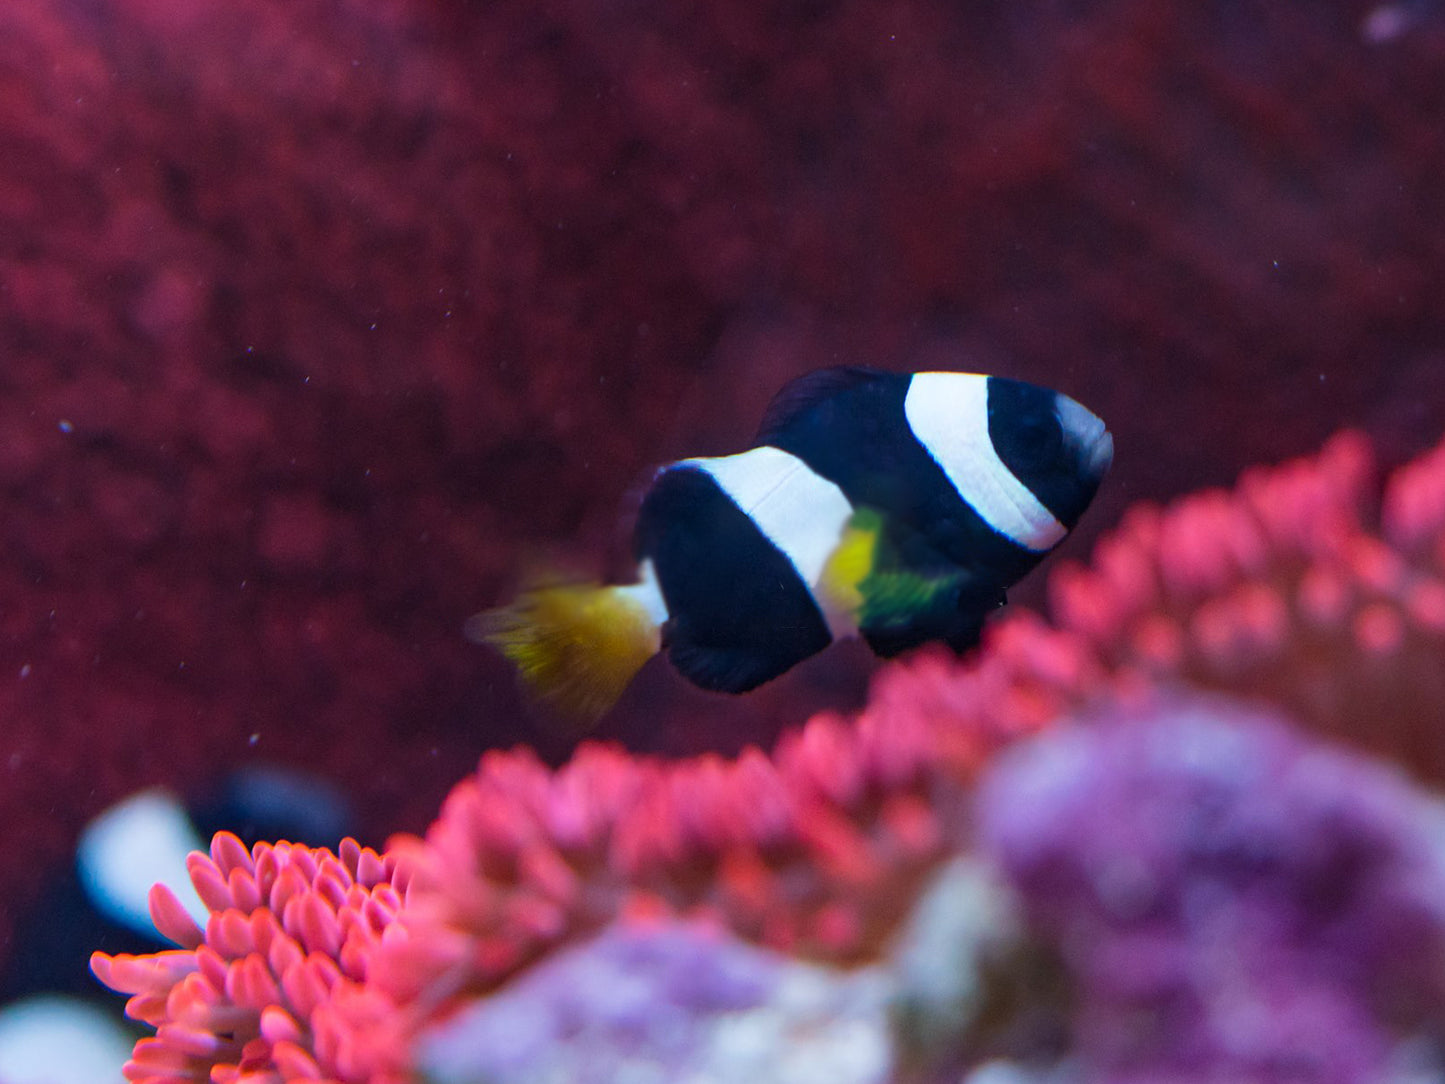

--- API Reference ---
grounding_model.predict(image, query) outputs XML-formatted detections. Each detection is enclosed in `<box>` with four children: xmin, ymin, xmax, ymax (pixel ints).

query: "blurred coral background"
<box><xmin>2</xmin><ymin>0</ymin><xmax>1444</xmax><ymax>1034</ymax></box>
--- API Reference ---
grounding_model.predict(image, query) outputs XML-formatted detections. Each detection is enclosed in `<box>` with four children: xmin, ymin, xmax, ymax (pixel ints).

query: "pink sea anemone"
<box><xmin>91</xmin><ymin>834</ymin><xmax>410</xmax><ymax>1084</ymax></box>
<box><xmin>92</xmin><ymin>425</ymin><xmax>1445</xmax><ymax>1083</ymax></box>
<box><xmin>1049</xmin><ymin>430</ymin><xmax>1445</xmax><ymax>777</ymax></box>
<box><xmin>372</xmin><ymin>425</ymin><xmax>1445</xmax><ymax>1067</ymax></box>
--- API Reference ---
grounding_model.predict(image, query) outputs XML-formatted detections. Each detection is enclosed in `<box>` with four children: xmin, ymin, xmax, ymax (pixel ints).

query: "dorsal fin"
<box><xmin>754</xmin><ymin>366</ymin><xmax>888</xmax><ymax>446</ymax></box>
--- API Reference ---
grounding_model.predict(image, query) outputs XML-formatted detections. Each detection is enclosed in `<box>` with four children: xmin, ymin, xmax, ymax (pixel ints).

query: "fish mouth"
<box><xmin>1084</xmin><ymin>428</ymin><xmax>1114</xmax><ymax>481</ymax></box>
<box><xmin>1055</xmin><ymin>394</ymin><xmax>1114</xmax><ymax>482</ymax></box>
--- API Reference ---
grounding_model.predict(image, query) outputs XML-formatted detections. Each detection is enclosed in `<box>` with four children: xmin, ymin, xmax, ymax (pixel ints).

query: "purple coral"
<box><xmin>414</xmin><ymin>916</ymin><xmax>891</xmax><ymax>1084</ymax></box>
<box><xmin>975</xmin><ymin>696</ymin><xmax>1445</xmax><ymax>1083</ymax></box>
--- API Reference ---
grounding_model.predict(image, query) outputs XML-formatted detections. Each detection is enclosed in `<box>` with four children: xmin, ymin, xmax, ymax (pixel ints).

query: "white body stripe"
<box><xmin>904</xmin><ymin>372</ymin><xmax>1068</xmax><ymax>552</ymax></box>
<box><xmin>679</xmin><ymin>446</ymin><xmax>857</xmax><ymax>637</ymax></box>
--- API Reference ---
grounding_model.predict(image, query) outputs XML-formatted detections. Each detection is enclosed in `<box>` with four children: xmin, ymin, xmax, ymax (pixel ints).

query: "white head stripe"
<box><xmin>904</xmin><ymin>372</ymin><xmax>1068</xmax><ymax>552</ymax></box>
<box><xmin>681</xmin><ymin>446</ymin><xmax>856</xmax><ymax>636</ymax></box>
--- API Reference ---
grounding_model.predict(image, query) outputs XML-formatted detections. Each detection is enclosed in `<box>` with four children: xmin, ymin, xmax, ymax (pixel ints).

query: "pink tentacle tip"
<box><xmin>150</xmin><ymin>883</ymin><xmax>206</xmax><ymax>949</ymax></box>
<box><xmin>88</xmin><ymin>950</ymin><xmax>114</xmax><ymax>984</ymax></box>
<box><xmin>187</xmin><ymin>854</ymin><xmax>233</xmax><ymax>914</ymax></box>
<box><xmin>259</xmin><ymin>1005</ymin><xmax>304</xmax><ymax>1046</ymax></box>
<box><xmin>1353</xmin><ymin>602</ymin><xmax>1406</xmax><ymax>656</ymax></box>
<box><xmin>270</xmin><ymin>1040</ymin><xmax>323</xmax><ymax>1081</ymax></box>
<box><xmin>211</xmin><ymin>831</ymin><xmax>256</xmax><ymax>878</ymax></box>
<box><xmin>810</xmin><ymin>900</ymin><xmax>865</xmax><ymax>954</ymax></box>
<box><xmin>1404</xmin><ymin>579</ymin><xmax>1445</xmax><ymax>632</ymax></box>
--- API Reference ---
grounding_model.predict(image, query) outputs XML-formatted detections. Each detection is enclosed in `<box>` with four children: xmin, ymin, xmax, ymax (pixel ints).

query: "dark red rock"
<box><xmin>2</xmin><ymin>0</ymin><xmax>1445</xmax><ymax>985</ymax></box>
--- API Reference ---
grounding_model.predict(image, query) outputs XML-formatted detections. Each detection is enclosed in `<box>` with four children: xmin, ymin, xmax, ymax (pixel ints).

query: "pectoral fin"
<box><xmin>817</xmin><ymin>506</ymin><xmax>885</xmax><ymax>621</ymax></box>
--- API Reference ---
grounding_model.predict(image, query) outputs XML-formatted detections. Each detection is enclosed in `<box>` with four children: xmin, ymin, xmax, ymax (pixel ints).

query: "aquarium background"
<box><xmin>2</xmin><ymin>0</ymin><xmax>1444</xmax><ymax>1079</ymax></box>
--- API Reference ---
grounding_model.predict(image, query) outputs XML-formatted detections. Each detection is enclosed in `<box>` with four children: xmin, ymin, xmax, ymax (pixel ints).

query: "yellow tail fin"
<box><xmin>466</xmin><ymin>582</ymin><xmax>663</xmax><ymax>723</ymax></box>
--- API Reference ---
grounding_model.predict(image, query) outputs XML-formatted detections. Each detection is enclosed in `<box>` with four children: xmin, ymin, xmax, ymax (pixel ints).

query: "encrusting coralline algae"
<box><xmin>92</xmin><ymin>427</ymin><xmax>1445</xmax><ymax>1083</ymax></box>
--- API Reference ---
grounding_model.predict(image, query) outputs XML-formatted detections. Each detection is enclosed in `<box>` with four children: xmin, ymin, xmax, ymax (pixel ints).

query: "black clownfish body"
<box><xmin>473</xmin><ymin>367</ymin><xmax>1113</xmax><ymax>720</ymax></box>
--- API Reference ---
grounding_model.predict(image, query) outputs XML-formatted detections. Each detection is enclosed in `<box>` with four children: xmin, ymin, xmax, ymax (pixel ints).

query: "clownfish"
<box><xmin>471</xmin><ymin>367</ymin><xmax>1113</xmax><ymax>721</ymax></box>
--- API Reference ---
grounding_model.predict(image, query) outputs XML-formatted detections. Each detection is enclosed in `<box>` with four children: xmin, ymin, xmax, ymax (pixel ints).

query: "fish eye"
<box><xmin>985</xmin><ymin>377</ymin><xmax>1073</xmax><ymax>479</ymax></box>
<box><xmin>1019</xmin><ymin>410</ymin><xmax>1063</xmax><ymax>463</ymax></box>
